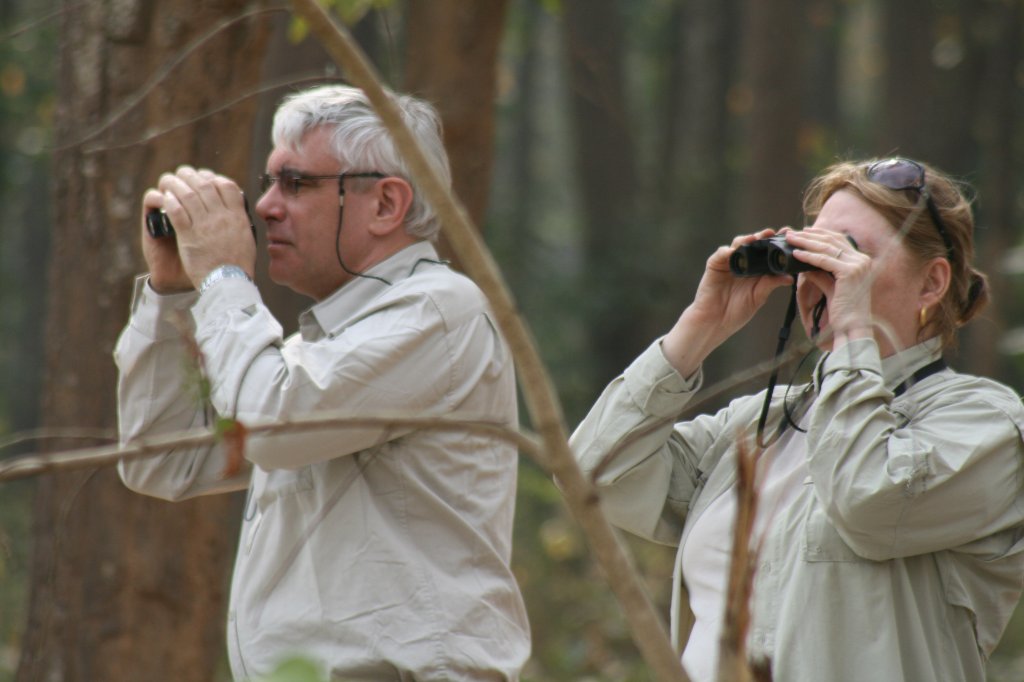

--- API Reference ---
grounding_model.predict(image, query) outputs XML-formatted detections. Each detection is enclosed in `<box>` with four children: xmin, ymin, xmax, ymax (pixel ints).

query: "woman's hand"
<box><xmin>786</xmin><ymin>227</ymin><xmax>874</xmax><ymax>346</ymax></box>
<box><xmin>661</xmin><ymin>228</ymin><xmax>792</xmax><ymax>377</ymax></box>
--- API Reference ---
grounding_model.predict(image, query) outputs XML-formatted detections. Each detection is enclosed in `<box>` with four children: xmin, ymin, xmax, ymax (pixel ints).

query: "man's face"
<box><xmin>255</xmin><ymin>127</ymin><xmax>377</xmax><ymax>300</ymax></box>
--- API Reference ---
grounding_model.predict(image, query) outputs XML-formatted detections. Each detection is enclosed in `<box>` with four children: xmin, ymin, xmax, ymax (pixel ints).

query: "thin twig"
<box><xmin>0</xmin><ymin>427</ymin><xmax>116</xmax><ymax>452</ymax></box>
<box><xmin>286</xmin><ymin>2</ymin><xmax>688</xmax><ymax>679</ymax></box>
<box><xmin>716</xmin><ymin>438</ymin><xmax>764</xmax><ymax>682</ymax></box>
<box><xmin>0</xmin><ymin>3</ymin><xmax>82</xmax><ymax>41</ymax></box>
<box><xmin>81</xmin><ymin>71</ymin><xmax>341</xmax><ymax>155</ymax></box>
<box><xmin>0</xmin><ymin>414</ymin><xmax>543</xmax><ymax>483</ymax></box>
<box><xmin>53</xmin><ymin>5</ymin><xmax>289</xmax><ymax>153</ymax></box>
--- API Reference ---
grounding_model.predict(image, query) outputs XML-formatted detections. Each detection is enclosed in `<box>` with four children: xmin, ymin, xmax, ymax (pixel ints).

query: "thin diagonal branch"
<box><xmin>285</xmin><ymin>2</ymin><xmax>688</xmax><ymax>679</ymax></box>
<box><xmin>80</xmin><ymin>71</ymin><xmax>340</xmax><ymax>155</ymax></box>
<box><xmin>53</xmin><ymin>4</ymin><xmax>288</xmax><ymax>153</ymax></box>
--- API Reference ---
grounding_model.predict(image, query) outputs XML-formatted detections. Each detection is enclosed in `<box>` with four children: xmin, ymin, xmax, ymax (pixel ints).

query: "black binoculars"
<box><xmin>729</xmin><ymin>236</ymin><xmax>815</xmax><ymax>277</ymax></box>
<box><xmin>146</xmin><ymin>195</ymin><xmax>256</xmax><ymax>242</ymax></box>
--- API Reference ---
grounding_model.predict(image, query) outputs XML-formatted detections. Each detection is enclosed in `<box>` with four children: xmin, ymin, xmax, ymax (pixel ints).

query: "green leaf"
<box><xmin>214</xmin><ymin>416</ymin><xmax>237</xmax><ymax>438</ymax></box>
<box><xmin>255</xmin><ymin>656</ymin><xmax>327</xmax><ymax>682</ymax></box>
<box><xmin>287</xmin><ymin>17</ymin><xmax>310</xmax><ymax>44</ymax></box>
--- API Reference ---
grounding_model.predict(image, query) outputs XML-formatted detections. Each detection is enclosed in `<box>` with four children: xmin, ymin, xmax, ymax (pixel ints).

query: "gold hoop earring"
<box><xmin>919</xmin><ymin>306</ymin><xmax>929</xmax><ymax>328</ymax></box>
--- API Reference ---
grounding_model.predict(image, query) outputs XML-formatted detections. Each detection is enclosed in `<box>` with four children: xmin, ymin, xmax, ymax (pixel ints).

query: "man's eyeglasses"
<box><xmin>258</xmin><ymin>171</ymin><xmax>386</xmax><ymax>197</ymax></box>
<box><xmin>865</xmin><ymin>158</ymin><xmax>954</xmax><ymax>261</ymax></box>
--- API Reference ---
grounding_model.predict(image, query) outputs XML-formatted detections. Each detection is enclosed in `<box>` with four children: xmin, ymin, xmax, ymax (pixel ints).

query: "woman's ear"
<box><xmin>367</xmin><ymin>177</ymin><xmax>414</xmax><ymax>237</ymax></box>
<box><xmin>920</xmin><ymin>256</ymin><xmax>951</xmax><ymax>308</ymax></box>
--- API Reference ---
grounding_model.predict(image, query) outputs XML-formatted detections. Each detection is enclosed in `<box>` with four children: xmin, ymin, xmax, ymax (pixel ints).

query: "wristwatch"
<box><xmin>199</xmin><ymin>265</ymin><xmax>252</xmax><ymax>296</ymax></box>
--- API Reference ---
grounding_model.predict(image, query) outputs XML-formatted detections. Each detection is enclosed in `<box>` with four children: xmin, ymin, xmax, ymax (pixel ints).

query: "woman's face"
<box><xmin>796</xmin><ymin>189</ymin><xmax>929</xmax><ymax>357</ymax></box>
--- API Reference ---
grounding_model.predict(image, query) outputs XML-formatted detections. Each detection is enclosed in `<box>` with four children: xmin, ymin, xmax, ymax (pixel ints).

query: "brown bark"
<box><xmin>736</xmin><ymin>0</ymin><xmax>806</xmax><ymax>232</ymax></box>
<box><xmin>959</xmin><ymin>2</ymin><xmax>1021</xmax><ymax>378</ymax></box>
<box><xmin>877</xmin><ymin>0</ymin><xmax>985</xmax><ymax>171</ymax></box>
<box><xmin>16</xmin><ymin>1</ymin><xmax>271</xmax><ymax>680</ymax></box>
<box><xmin>563</xmin><ymin>0</ymin><xmax>653</xmax><ymax>380</ymax></box>
<box><xmin>666</xmin><ymin>0</ymin><xmax>740</xmax><ymax>300</ymax></box>
<box><xmin>730</xmin><ymin>0</ymin><xmax>807</xmax><ymax>368</ymax></box>
<box><xmin>403</xmin><ymin>0</ymin><xmax>509</xmax><ymax>264</ymax></box>
<box><xmin>877</xmin><ymin>0</ymin><xmax>935</xmax><ymax>158</ymax></box>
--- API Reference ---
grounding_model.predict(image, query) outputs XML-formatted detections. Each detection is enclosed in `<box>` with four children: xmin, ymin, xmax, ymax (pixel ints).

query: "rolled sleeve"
<box><xmin>623</xmin><ymin>339</ymin><xmax>703</xmax><ymax>417</ymax></box>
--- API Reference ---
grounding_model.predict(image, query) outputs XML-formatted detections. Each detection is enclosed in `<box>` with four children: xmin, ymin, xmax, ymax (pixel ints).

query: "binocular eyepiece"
<box><xmin>144</xmin><ymin>210</ymin><xmax>176</xmax><ymax>239</ymax></box>
<box><xmin>729</xmin><ymin>236</ymin><xmax>817</xmax><ymax>277</ymax></box>
<box><xmin>146</xmin><ymin>195</ymin><xmax>257</xmax><ymax>242</ymax></box>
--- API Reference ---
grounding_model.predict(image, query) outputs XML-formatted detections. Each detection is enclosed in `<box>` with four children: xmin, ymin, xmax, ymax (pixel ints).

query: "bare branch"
<box><xmin>1</xmin><ymin>3</ymin><xmax>82</xmax><ymax>41</ymax></box>
<box><xmin>0</xmin><ymin>413</ymin><xmax>543</xmax><ymax>484</ymax></box>
<box><xmin>0</xmin><ymin>427</ymin><xmax>116</xmax><ymax>452</ymax></box>
<box><xmin>716</xmin><ymin>438</ymin><xmax>766</xmax><ymax>682</ymax></box>
<box><xmin>285</xmin><ymin>2</ymin><xmax>688</xmax><ymax>679</ymax></box>
<box><xmin>53</xmin><ymin>4</ymin><xmax>289</xmax><ymax>153</ymax></box>
<box><xmin>81</xmin><ymin>71</ymin><xmax>342</xmax><ymax>155</ymax></box>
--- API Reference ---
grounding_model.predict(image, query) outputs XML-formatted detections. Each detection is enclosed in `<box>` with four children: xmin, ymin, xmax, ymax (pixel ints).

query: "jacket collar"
<box><xmin>298</xmin><ymin>241</ymin><xmax>442</xmax><ymax>341</ymax></box>
<box><xmin>812</xmin><ymin>336</ymin><xmax>944</xmax><ymax>395</ymax></box>
<box><xmin>880</xmin><ymin>336</ymin><xmax>944</xmax><ymax>391</ymax></box>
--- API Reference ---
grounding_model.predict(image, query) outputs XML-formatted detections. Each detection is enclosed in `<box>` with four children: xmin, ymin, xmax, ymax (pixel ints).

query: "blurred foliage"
<box><xmin>287</xmin><ymin>0</ymin><xmax>396</xmax><ymax>43</ymax></box>
<box><xmin>514</xmin><ymin>461</ymin><xmax>676</xmax><ymax>680</ymax></box>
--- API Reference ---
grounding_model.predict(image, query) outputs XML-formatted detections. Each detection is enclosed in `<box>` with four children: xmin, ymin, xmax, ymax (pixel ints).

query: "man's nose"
<box><xmin>255</xmin><ymin>187</ymin><xmax>281</xmax><ymax>222</ymax></box>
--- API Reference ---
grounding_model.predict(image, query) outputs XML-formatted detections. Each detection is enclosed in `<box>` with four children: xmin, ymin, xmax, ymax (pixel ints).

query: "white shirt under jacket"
<box><xmin>116</xmin><ymin>241</ymin><xmax>530</xmax><ymax>681</ymax></box>
<box><xmin>571</xmin><ymin>336</ymin><xmax>1024</xmax><ymax>682</ymax></box>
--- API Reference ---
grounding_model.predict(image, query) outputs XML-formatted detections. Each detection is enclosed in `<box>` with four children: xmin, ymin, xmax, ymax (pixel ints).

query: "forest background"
<box><xmin>1</xmin><ymin>0</ymin><xmax>1024</xmax><ymax>680</ymax></box>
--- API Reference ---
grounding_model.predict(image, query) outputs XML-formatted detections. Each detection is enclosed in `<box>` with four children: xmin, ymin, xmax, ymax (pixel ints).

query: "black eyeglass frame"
<box><xmin>258</xmin><ymin>171</ymin><xmax>387</xmax><ymax>197</ymax></box>
<box><xmin>865</xmin><ymin>158</ymin><xmax>954</xmax><ymax>261</ymax></box>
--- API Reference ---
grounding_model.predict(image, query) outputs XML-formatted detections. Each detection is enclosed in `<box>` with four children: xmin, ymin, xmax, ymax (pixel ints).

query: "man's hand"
<box><xmin>141</xmin><ymin>188</ymin><xmax>193</xmax><ymax>294</ymax></box>
<box><xmin>156</xmin><ymin>166</ymin><xmax>257</xmax><ymax>289</ymax></box>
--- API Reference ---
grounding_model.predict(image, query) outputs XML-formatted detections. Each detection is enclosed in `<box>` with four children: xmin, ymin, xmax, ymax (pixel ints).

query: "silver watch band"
<box><xmin>199</xmin><ymin>265</ymin><xmax>252</xmax><ymax>296</ymax></box>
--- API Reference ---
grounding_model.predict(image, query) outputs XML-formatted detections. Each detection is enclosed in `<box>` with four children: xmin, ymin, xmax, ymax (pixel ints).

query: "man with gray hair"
<box><xmin>116</xmin><ymin>84</ymin><xmax>530</xmax><ymax>680</ymax></box>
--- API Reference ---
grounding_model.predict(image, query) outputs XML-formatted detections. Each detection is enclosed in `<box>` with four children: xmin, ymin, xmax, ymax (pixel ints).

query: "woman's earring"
<box><xmin>919</xmin><ymin>306</ymin><xmax>929</xmax><ymax>328</ymax></box>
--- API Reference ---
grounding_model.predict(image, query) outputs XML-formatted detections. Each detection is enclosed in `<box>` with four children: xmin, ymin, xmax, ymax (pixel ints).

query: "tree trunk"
<box><xmin>959</xmin><ymin>1</ymin><xmax>1021</xmax><ymax>379</ymax></box>
<box><xmin>403</xmin><ymin>0</ymin><xmax>509</xmax><ymax>265</ymax></box>
<box><xmin>563</xmin><ymin>0</ymin><xmax>651</xmax><ymax>382</ymax></box>
<box><xmin>736</xmin><ymin>0</ymin><xmax>806</xmax><ymax>234</ymax></box>
<box><xmin>876</xmin><ymin>0</ymin><xmax>936</xmax><ymax>159</ymax></box>
<box><xmin>730</xmin><ymin>0</ymin><xmax>807</xmax><ymax>372</ymax></box>
<box><xmin>489</xmin><ymin>0</ymin><xmax>543</xmax><ymax>297</ymax></box>
<box><xmin>16</xmin><ymin>2</ymin><xmax>271</xmax><ymax>680</ymax></box>
<box><xmin>665</xmin><ymin>0</ymin><xmax>740</xmax><ymax>303</ymax></box>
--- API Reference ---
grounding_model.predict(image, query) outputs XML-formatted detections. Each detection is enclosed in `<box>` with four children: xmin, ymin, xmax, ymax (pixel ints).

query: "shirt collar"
<box><xmin>880</xmin><ymin>336</ymin><xmax>944</xmax><ymax>390</ymax></box>
<box><xmin>812</xmin><ymin>336</ymin><xmax>944</xmax><ymax>395</ymax></box>
<box><xmin>298</xmin><ymin>241</ymin><xmax>442</xmax><ymax>340</ymax></box>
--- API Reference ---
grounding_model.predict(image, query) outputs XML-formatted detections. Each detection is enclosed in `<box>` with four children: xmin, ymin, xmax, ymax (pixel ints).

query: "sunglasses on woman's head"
<box><xmin>865</xmin><ymin>158</ymin><xmax>954</xmax><ymax>261</ymax></box>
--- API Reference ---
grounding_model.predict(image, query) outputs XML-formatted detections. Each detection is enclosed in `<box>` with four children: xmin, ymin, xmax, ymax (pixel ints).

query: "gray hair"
<box><xmin>271</xmin><ymin>84</ymin><xmax>451</xmax><ymax>241</ymax></box>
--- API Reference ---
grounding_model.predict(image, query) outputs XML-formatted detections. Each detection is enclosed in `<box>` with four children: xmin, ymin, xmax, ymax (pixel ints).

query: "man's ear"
<box><xmin>920</xmin><ymin>255</ymin><xmax>951</xmax><ymax>309</ymax></box>
<box><xmin>367</xmin><ymin>177</ymin><xmax>414</xmax><ymax>237</ymax></box>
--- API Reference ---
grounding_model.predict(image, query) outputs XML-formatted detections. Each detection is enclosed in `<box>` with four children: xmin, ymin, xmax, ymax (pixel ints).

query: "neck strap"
<box><xmin>893</xmin><ymin>358</ymin><xmax>947</xmax><ymax>397</ymax></box>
